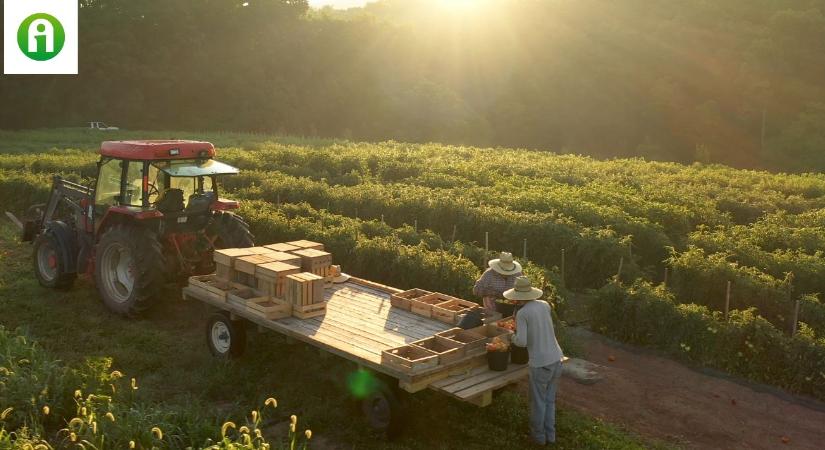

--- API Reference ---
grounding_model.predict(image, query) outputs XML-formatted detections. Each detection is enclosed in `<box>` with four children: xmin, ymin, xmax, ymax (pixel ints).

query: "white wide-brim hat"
<box><xmin>330</xmin><ymin>265</ymin><xmax>350</xmax><ymax>283</ymax></box>
<box><xmin>489</xmin><ymin>251</ymin><xmax>522</xmax><ymax>275</ymax></box>
<box><xmin>503</xmin><ymin>276</ymin><xmax>543</xmax><ymax>301</ymax></box>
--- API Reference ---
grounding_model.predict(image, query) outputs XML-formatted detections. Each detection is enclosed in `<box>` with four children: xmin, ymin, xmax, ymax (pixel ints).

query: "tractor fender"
<box><xmin>44</xmin><ymin>221</ymin><xmax>79</xmax><ymax>274</ymax></box>
<box><xmin>96</xmin><ymin>206</ymin><xmax>162</xmax><ymax>237</ymax></box>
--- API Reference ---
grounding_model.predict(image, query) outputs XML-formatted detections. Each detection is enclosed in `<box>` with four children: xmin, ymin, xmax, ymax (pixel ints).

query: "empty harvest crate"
<box><xmin>291</xmin><ymin>249</ymin><xmax>332</xmax><ymax>271</ymax></box>
<box><xmin>431</xmin><ymin>298</ymin><xmax>480</xmax><ymax>324</ymax></box>
<box><xmin>286</xmin><ymin>240</ymin><xmax>325</xmax><ymax>251</ymax></box>
<box><xmin>247</xmin><ymin>297</ymin><xmax>292</xmax><ymax>320</ymax></box>
<box><xmin>235</xmin><ymin>254</ymin><xmax>280</xmax><ymax>275</ymax></box>
<box><xmin>410</xmin><ymin>335</ymin><xmax>465</xmax><ymax>365</ymax></box>
<box><xmin>390</xmin><ymin>288</ymin><xmax>432</xmax><ymax>311</ymax></box>
<box><xmin>189</xmin><ymin>274</ymin><xmax>234</xmax><ymax>300</ymax></box>
<box><xmin>410</xmin><ymin>293</ymin><xmax>452</xmax><ymax>318</ymax></box>
<box><xmin>437</xmin><ymin>328</ymin><xmax>487</xmax><ymax>356</ymax></box>
<box><xmin>226</xmin><ymin>287</ymin><xmax>266</xmax><ymax>307</ymax></box>
<box><xmin>292</xmin><ymin>302</ymin><xmax>327</xmax><ymax>319</ymax></box>
<box><xmin>264</xmin><ymin>242</ymin><xmax>301</xmax><ymax>253</ymax></box>
<box><xmin>381</xmin><ymin>345</ymin><xmax>439</xmax><ymax>374</ymax></box>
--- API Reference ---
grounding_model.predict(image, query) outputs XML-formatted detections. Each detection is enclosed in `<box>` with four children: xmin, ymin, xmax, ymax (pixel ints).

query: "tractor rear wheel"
<box><xmin>208</xmin><ymin>212</ymin><xmax>254</xmax><ymax>249</ymax></box>
<box><xmin>95</xmin><ymin>224</ymin><xmax>166</xmax><ymax>316</ymax></box>
<box><xmin>33</xmin><ymin>229</ymin><xmax>76</xmax><ymax>290</ymax></box>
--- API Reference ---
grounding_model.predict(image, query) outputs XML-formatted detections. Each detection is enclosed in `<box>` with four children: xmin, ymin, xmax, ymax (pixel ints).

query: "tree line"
<box><xmin>2</xmin><ymin>0</ymin><xmax>824</xmax><ymax>172</ymax></box>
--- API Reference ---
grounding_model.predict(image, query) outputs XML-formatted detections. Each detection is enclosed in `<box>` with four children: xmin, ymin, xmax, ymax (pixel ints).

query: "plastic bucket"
<box><xmin>487</xmin><ymin>351</ymin><xmax>509</xmax><ymax>371</ymax></box>
<box><xmin>511</xmin><ymin>345</ymin><xmax>529</xmax><ymax>364</ymax></box>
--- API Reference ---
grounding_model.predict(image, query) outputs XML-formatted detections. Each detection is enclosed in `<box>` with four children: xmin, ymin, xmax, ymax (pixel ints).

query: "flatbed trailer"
<box><xmin>183</xmin><ymin>276</ymin><xmax>528</xmax><ymax>433</ymax></box>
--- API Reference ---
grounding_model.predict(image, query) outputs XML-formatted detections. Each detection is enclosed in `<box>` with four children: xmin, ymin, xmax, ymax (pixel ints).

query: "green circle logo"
<box><xmin>17</xmin><ymin>13</ymin><xmax>65</xmax><ymax>61</ymax></box>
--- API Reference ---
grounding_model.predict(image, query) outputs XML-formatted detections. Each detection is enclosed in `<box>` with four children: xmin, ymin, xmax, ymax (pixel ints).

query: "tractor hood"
<box><xmin>154</xmin><ymin>159</ymin><xmax>239</xmax><ymax>177</ymax></box>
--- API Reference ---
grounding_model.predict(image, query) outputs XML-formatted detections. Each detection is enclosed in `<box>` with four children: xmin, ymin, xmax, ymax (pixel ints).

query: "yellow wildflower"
<box><xmin>221</xmin><ymin>421</ymin><xmax>236</xmax><ymax>437</ymax></box>
<box><xmin>264</xmin><ymin>397</ymin><xmax>277</xmax><ymax>408</ymax></box>
<box><xmin>151</xmin><ymin>426</ymin><xmax>163</xmax><ymax>440</ymax></box>
<box><xmin>105</xmin><ymin>412</ymin><xmax>116</xmax><ymax>422</ymax></box>
<box><xmin>42</xmin><ymin>406</ymin><xmax>50</xmax><ymax>415</ymax></box>
<box><xmin>305</xmin><ymin>429</ymin><xmax>312</xmax><ymax>440</ymax></box>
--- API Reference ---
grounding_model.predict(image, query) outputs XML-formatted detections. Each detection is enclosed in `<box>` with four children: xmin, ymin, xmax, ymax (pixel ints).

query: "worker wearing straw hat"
<box><xmin>473</xmin><ymin>252</ymin><xmax>523</xmax><ymax>315</ymax></box>
<box><xmin>504</xmin><ymin>276</ymin><xmax>564</xmax><ymax>446</ymax></box>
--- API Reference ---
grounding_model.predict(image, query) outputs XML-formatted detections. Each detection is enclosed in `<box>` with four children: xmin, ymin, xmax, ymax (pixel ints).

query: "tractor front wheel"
<box><xmin>33</xmin><ymin>228</ymin><xmax>76</xmax><ymax>290</ymax></box>
<box><xmin>95</xmin><ymin>224</ymin><xmax>166</xmax><ymax>316</ymax></box>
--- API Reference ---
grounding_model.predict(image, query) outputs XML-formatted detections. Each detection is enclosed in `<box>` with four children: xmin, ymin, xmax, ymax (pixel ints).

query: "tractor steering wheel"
<box><xmin>146</xmin><ymin>183</ymin><xmax>160</xmax><ymax>204</ymax></box>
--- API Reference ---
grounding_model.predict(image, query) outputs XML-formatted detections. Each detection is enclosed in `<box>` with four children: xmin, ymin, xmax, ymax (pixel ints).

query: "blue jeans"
<box><xmin>529</xmin><ymin>361</ymin><xmax>563</xmax><ymax>444</ymax></box>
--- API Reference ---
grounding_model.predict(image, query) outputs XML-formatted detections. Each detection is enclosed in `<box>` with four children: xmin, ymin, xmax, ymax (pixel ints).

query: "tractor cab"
<box><xmin>93</xmin><ymin>141</ymin><xmax>240</xmax><ymax>232</ymax></box>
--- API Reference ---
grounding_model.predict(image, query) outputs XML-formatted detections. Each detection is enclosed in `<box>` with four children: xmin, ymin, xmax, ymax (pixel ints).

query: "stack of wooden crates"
<box><xmin>209</xmin><ymin>240</ymin><xmax>333</xmax><ymax>320</ymax></box>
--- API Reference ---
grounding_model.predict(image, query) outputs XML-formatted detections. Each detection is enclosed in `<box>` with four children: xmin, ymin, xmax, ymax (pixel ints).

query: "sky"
<box><xmin>308</xmin><ymin>0</ymin><xmax>370</xmax><ymax>8</ymax></box>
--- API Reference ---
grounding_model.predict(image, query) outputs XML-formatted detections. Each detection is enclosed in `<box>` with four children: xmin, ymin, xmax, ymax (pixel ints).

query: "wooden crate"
<box><xmin>264</xmin><ymin>242</ymin><xmax>301</xmax><ymax>253</ymax></box>
<box><xmin>189</xmin><ymin>274</ymin><xmax>234</xmax><ymax>300</ymax></box>
<box><xmin>381</xmin><ymin>344</ymin><xmax>439</xmax><ymax>374</ymax></box>
<box><xmin>290</xmin><ymin>248</ymin><xmax>332</xmax><ymax>272</ymax></box>
<box><xmin>255</xmin><ymin>262</ymin><xmax>300</xmax><ymax>297</ymax></box>
<box><xmin>226</xmin><ymin>287</ymin><xmax>266</xmax><ymax>307</ymax></box>
<box><xmin>246</xmin><ymin>246</ymin><xmax>277</xmax><ymax>255</ymax></box>
<box><xmin>410</xmin><ymin>335</ymin><xmax>465</xmax><ymax>365</ymax></box>
<box><xmin>390</xmin><ymin>288</ymin><xmax>432</xmax><ymax>311</ymax></box>
<box><xmin>213</xmin><ymin>248</ymin><xmax>256</xmax><ymax>267</ymax></box>
<box><xmin>234</xmin><ymin>254</ymin><xmax>279</xmax><ymax>275</ymax></box>
<box><xmin>431</xmin><ymin>298</ymin><xmax>479</xmax><ymax>324</ymax></box>
<box><xmin>436</xmin><ymin>328</ymin><xmax>487</xmax><ymax>356</ymax></box>
<box><xmin>467</xmin><ymin>323</ymin><xmax>513</xmax><ymax>343</ymax></box>
<box><xmin>292</xmin><ymin>302</ymin><xmax>327</xmax><ymax>319</ymax></box>
<box><xmin>247</xmin><ymin>297</ymin><xmax>292</xmax><ymax>320</ymax></box>
<box><xmin>409</xmin><ymin>292</ymin><xmax>453</xmax><ymax>318</ymax></box>
<box><xmin>285</xmin><ymin>272</ymin><xmax>325</xmax><ymax>306</ymax></box>
<box><xmin>260</xmin><ymin>251</ymin><xmax>302</xmax><ymax>267</ymax></box>
<box><xmin>286</xmin><ymin>240</ymin><xmax>325</xmax><ymax>251</ymax></box>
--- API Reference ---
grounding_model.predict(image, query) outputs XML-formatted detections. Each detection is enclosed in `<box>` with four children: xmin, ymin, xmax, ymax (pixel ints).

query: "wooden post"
<box><xmin>355</xmin><ymin>208</ymin><xmax>358</xmax><ymax>219</ymax></box>
<box><xmin>451</xmin><ymin>225</ymin><xmax>457</xmax><ymax>242</ymax></box>
<box><xmin>276</xmin><ymin>193</ymin><xmax>280</xmax><ymax>207</ymax></box>
<box><xmin>523</xmin><ymin>239</ymin><xmax>527</xmax><ymax>260</ymax></box>
<box><xmin>560</xmin><ymin>248</ymin><xmax>566</xmax><ymax>287</ymax></box>
<box><xmin>792</xmin><ymin>297</ymin><xmax>801</xmax><ymax>336</ymax></box>
<box><xmin>485</xmin><ymin>232</ymin><xmax>489</xmax><ymax>254</ymax></box>
<box><xmin>616</xmin><ymin>256</ymin><xmax>624</xmax><ymax>281</ymax></box>
<box><xmin>381</xmin><ymin>214</ymin><xmax>385</xmax><ymax>223</ymax></box>
<box><xmin>414</xmin><ymin>219</ymin><xmax>418</xmax><ymax>232</ymax></box>
<box><xmin>663</xmin><ymin>267</ymin><xmax>668</xmax><ymax>286</ymax></box>
<box><xmin>724</xmin><ymin>281</ymin><xmax>731</xmax><ymax>320</ymax></box>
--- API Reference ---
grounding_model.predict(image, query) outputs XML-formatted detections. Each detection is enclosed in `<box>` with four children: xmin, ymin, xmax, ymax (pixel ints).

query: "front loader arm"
<box><xmin>17</xmin><ymin>176</ymin><xmax>93</xmax><ymax>242</ymax></box>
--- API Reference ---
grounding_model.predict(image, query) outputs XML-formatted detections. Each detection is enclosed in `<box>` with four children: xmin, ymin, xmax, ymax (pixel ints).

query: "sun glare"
<box><xmin>438</xmin><ymin>0</ymin><xmax>488</xmax><ymax>13</ymax></box>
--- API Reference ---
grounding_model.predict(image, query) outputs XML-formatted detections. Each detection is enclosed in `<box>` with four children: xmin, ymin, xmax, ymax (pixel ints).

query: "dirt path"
<box><xmin>531</xmin><ymin>328</ymin><xmax>825</xmax><ymax>449</ymax></box>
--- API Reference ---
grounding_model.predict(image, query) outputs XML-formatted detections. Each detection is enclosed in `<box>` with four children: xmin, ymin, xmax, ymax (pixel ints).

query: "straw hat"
<box><xmin>503</xmin><ymin>276</ymin><xmax>543</xmax><ymax>301</ymax></box>
<box><xmin>330</xmin><ymin>265</ymin><xmax>350</xmax><ymax>283</ymax></box>
<box><xmin>488</xmin><ymin>252</ymin><xmax>522</xmax><ymax>276</ymax></box>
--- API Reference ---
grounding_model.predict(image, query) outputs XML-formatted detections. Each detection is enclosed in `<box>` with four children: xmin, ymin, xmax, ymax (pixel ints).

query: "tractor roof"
<box><xmin>100</xmin><ymin>140</ymin><xmax>216</xmax><ymax>160</ymax></box>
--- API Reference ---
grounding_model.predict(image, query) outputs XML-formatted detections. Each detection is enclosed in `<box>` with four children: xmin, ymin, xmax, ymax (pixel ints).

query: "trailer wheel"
<box><xmin>361</xmin><ymin>380</ymin><xmax>407</xmax><ymax>438</ymax></box>
<box><xmin>206</xmin><ymin>312</ymin><xmax>246</xmax><ymax>359</ymax></box>
<box><xmin>33</xmin><ymin>229</ymin><xmax>76</xmax><ymax>290</ymax></box>
<box><xmin>95</xmin><ymin>224</ymin><xmax>166</xmax><ymax>316</ymax></box>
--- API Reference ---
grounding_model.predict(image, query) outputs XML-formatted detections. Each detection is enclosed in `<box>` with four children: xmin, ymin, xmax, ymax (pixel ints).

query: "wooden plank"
<box><xmin>328</xmin><ymin>288</ymin><xmax>450</xmax><ymax>334</ymax></box>
<box><xmin>453</xmin><ymin>365</ymin><xmax>529</xmax><ymax>399</ymax></box>
<box><xmin>466</xmin><ymin>390</ymin><xmax>493</xmax><ymax>407</ymax></box>
<box><xmin>324</xmin><ymin>293</ymin><xmax>449</xmax><ymax>336</ymax></box>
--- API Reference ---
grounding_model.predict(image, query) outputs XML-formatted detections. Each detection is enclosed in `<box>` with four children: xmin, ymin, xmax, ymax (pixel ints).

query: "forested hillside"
<box><xmin>2</xmin><ymin>0</ymin><xmax>825</xmax><ymax>171</ymax></box>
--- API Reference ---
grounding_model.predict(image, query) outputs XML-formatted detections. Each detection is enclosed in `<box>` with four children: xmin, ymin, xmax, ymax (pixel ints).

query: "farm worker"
<box><xmin>504</xmin><ymin>276</ymin><xmax>564</xmax><ymax>446</ymax></box>
<box><xmin>473</xmin><ymin>251</ymin><xmax>523</xmax><ymax>315</ymax></box>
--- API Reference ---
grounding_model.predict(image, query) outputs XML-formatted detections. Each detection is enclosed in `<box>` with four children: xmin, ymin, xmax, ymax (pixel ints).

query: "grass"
<box><xmin>0</xmin><ymin>221</ymin><xmax>670</xmax><ymax>449</ymax></box>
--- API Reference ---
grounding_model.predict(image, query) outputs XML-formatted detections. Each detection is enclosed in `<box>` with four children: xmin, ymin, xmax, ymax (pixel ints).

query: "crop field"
<box><xmin>0</xmin><ymin>129</ymin><xmax>681</xmax><ymax>449</ymax></box>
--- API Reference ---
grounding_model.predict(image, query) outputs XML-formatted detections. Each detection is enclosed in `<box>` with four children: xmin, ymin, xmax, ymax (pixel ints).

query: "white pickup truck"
<box><xmin>88</xmin><ymin>121</ymin><xmax>119</xmax><ymax>131</ymax></box>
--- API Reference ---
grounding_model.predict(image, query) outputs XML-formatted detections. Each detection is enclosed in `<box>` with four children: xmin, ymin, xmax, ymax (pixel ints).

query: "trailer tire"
<box><xmin>209</xmin><ymin>212</ymin><xmax>254</xmax><ymax>249</ymax></box>
<box><xmin>361</xmin><ymin>379</ymin><xmax>408</xmax><ymax>438</ymax></box>
<box><xmin>95</xmin><ymin>224</ymin><xmax>166</xmax><ymax>316</ymax></box>
<box><xmin>33</xmin><ymin>227</ymin><xmax>76</xmax><ymax>290</ymax></box>
<box><xmin>206</xmin><ymin>312</ymin><xmax>246</xmax><ymax>359</ymax></box>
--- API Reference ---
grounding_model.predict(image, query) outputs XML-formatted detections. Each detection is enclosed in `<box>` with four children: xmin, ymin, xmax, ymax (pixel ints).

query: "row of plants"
<box><xmin>589</xmin><ymin>281</ymin><xmax>825</xmax><ymax>402</ymax></box>
<box><xmin>0</xmin><ymin>169</ymin><xmax>568</xmax><ymax>307</ymax></box>
<box><xmin>0</xmin><ymin>326</ymin><xmax>310</xmax><ymax>449</ymax></box>
<box><xmin>666</xmin><ymin>246</ymin><xmax>825</xmax><ymax>337</ymax></box>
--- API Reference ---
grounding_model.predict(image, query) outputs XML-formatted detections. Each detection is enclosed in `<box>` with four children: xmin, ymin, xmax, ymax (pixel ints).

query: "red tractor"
<box><xmin>18</xmin><ymin>140</ymin><xmax>254</xmax><ymax>315</ymax></box>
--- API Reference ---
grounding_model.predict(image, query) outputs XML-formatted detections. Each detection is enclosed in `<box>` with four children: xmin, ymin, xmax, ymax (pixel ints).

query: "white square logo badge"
<box><xmin>4</xmin><ymin>0</ymin><xmax>78</xmax><ymax>74</ymax></box>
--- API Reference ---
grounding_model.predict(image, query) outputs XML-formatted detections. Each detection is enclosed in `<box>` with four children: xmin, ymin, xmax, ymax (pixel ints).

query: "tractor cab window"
<box><xmin>147</xmin><ymin>161</ymin><xmax>216</xmax><ymax>210</ymax></box>
<box><xmin>95</xmin><ymin>159</ymin><xmax>123</xmax><ymax>211</ymax></box>
<box><xmin>123</xmin><ymin>161</ymin><xmax>144</xmax><ymax>206</ymax></box>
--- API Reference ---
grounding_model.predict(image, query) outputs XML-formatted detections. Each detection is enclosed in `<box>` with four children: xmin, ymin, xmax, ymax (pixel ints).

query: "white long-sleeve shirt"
<box><xmin>513</xmin><ymin>300</ymin><xmax>564</xmax><ymax>368</ymax></box>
